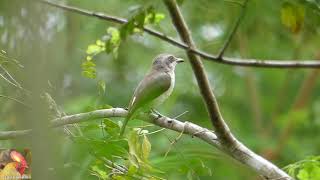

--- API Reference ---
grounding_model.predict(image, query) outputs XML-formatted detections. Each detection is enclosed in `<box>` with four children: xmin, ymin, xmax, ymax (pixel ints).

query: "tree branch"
<box><xmin>0</xmin><ymin>129</ymin><xmax>32</xmax><ymax>140</ymax></box>
<box><xmin>0</xmin><ymin>108</ymin><xmax>221</xmax><ymax>148</ymax></box>
<box><xmin>39</xmin><ymin>0</ymin><xmax>320</xmax><ymax>68</ymax></box>
<box><xmin>0</xmin><ymin>107</ymin><xmax>291</xmax><ymax>179</ymax></box>
<box><xmin>163</xmin><ymin>0</ymin><xmax>291</xmax><ymax>179</ymax></box>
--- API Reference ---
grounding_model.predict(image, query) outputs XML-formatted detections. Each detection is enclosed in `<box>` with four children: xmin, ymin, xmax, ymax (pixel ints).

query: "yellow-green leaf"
<box><xmin>98</xmin><ymin>80</ymin><xmax>106</xmax><ymax>95</ymax></box>
<box><xmin>142</xmin><ymin>135</ymin><xmax>151</xmax><ymax>162</ymax></box>
<box><xmin>281</xmin><ymin>2</ymin><xmax>305</xmax><ymax>33</ymax></box>
<box><xmin>128</xmin><ymin>130</ymin><xmax>141</xmax><ymax>160</ymax></box>
<box><xmin>86</xmin><ymin>44</ymin><xmax>103</xmax><ymax>55</ymax></box>
<box><xmin>128</xmin><ymin>153</ymin><xmax>140</xmax><ymax>168</ymax></box>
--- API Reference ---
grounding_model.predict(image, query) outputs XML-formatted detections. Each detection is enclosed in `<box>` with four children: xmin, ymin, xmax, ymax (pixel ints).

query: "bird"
<box><xmin>119</xmin><ymin>54</ymin><xmax>184</xmax><ymax>136</ymax></box>
<box><xmin>0</xmin><ymin>150</ymin><xmax>28</xmax><ymax>180</ymax></box>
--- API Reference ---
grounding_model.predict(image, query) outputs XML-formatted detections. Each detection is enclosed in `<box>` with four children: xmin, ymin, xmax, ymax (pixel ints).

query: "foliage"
<box><xmin>281</xmin><ymin>1</ymin><xmax>305</xmax><ymax>33</ymax></box>
<box><xmin>82</xmin><ymin>6</ymin><xmax>165</xmax><ymax>79</ymax></box>
<box><xmin>284</xmin><ymin>156</ymin><xmax>320</xmax><ymax>180</ymax></box>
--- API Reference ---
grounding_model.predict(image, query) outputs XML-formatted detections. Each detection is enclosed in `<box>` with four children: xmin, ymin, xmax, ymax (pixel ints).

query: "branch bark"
<box><xmin>0</xmin><ymin>108</ymin><xmax>221</xmax><ymax>149</ymax></box>
<box><xmin>39</xmin><ymin>0</ymin><xmax>320</xmax><ymax>68</ymax></box>
<box><xmin>163</xmin><ymin>0</ymin><xmax>291</xmax><ymax>179</ymax></box>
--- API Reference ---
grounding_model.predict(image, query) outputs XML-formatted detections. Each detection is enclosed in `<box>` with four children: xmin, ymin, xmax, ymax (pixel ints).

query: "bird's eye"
<box><xmin>168</xmin><ymin>56</ymin><xmax>175</xmax><ymax>63</ymax></box>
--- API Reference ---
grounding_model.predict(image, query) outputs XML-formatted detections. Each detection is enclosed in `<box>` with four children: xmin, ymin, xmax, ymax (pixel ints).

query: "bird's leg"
<box><xmin>150</xmin><ymin>108</ymin><xmax>163</xmax><ymax>119</ymax></box>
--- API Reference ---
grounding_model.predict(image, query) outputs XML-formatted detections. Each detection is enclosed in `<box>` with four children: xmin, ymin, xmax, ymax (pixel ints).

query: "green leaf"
<box><xmin>103</xmin><ymin>118</ymin><xmax>120</xmax><ymax>136</ymax></box>
<box><xmin>128</xmin><ymin>129</ymin><xmax>141</xmax><ymax>160</ymax></box>
<box><xmin>127</xmin><ymin>165</ymin><xmax>138</xmax><ymax>175</ymax></box>
<box><xmin>142</xmin><ymin>135</ymin><xmax>151</xmax><ymax>162</ymax></box>
<box><xmin>144</xmin><ymin>6</ymin><xmax>165</xmax><ymax>25</ymax></box>
<box><xmin>86</xmin><ymin>44</ymin><xmax>103</xmax><ymax>55</ymax></box>
<box><xmin>106</xmin><ymin>27</ymin><xmax>121</xmax><ymax>56</ymax></box>
<box><xmin>154</xmin><ymin>13</ymin><xmax>165</xmax><ymax>24</ymax></box>
<box><xmin>311</xmin><ymin>166</ymin><xmax>320</xmax><ymax>180</ymax></box>
<box><xmin>120</xmin><ymin>20</ymin><xmax>135</xmax><ymax>40</ymax></box>
<box><xmin>74</xmin><ymin>137</ymin><xmax>128</xmax><ymax>158</ymax></box>
<box><xmin>82</xmin><ymin>61</ymin><xmax>96</xmax><ymax>68</ymax></box>
<box><xmin>297</xmin><ymin>169</ymin><xmax>309</xmax><ymax>180</ymax></box>
<box><xmin>82</xmin><ymin>61</ymin><xmax>97</xmax><ymax>79</ymax></box>
<box><xmin>90</xmin><ymin>165</ymin><xmax>108</xmax><ymax>180</ymax></box>
<box><xmin>96</xmin><ymin>39</ymin><xmax>104</xmax><ymax>46</ymax></box>
<box><xmin>82</xmin><ymin>70</ymin><xmax>96</xmax><ymax>79</ymax></box>
<box><xmin>108</xmin><ymin>28</ymin><xmax>120</xmax><ymax>45</ymax></box>
<box><xmin>128</xmin><ymin>153</ymin><xmax>140</xmax><ymax>168</ymax></box>
<box><xmin>281</xmin><ymin>2</ymin><xmax>305</xmax><ymax>33</ymax></box>
<box><xmin>98</xmin><ymin>80</ymin><xmax>106</xmax><ymax>96</ymax></box>
<box><xmin>134</xmin><ymin>10</ymin><xmax>146</xmax><ymax>29</ymax></box>
<box><xmin>285</xmin><ymin>156</ymin><xmax>320</xmax><ymax>179</ymax></box>
<box><xmin>86</xmin><ymin>56</ymin><xmax>92</xmax><ymax>61</ymax></box>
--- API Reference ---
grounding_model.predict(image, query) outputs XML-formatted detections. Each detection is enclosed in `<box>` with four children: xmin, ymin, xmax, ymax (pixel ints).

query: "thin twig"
<box><xmin>173</xmin><ymin>110</ymin><xmax>188</xmax><ymax>119</ymax></box>
<box><xmin>0</xmin><ymin>65</ymin><xmax>31</xmax><ymax>94</ymax></box>
<box><xmin>0</xmin><ymin>73</ymin><xmax>20</xmax><ymax>88</ymax></box>
<box><xmin>0</xmin><ymin>65</ymin><xmax>22</xmax><ymax>88</ymax></box>
<box><xmin>164</xmin><ymin>127</ymin><xmax>185</xmax><ymax>158</ymax></box>
<box><xmin>217</xmin><ymin>0</ymin><xmax>248</xmax><ymax>58</ymax></box>
<box><xmin>141</xmin><ymin>128</ymin><xmax>165</xmax><ymax>135</ymax></box>
<box><xmin>0</xmin><ymin>94</ymin><xmax>31</xmax><ymax>108</ymax></box>
<box><xmin>39</xmin><ymin>0</ymin><xmax>320</xmax><ymax>68</ymax></box>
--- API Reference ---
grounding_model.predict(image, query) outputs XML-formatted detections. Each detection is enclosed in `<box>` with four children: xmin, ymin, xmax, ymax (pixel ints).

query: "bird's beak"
<box><xmin>175</xmin><ymin>57</ymin><xmax>184</xmax><ymax>63</ymax></box>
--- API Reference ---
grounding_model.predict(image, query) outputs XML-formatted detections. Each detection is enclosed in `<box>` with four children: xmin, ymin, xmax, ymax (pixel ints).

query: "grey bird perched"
<box><xmin>120</xmin><ymin>54</ymin><xmax>184</xmax><ymax>136</ymax></box>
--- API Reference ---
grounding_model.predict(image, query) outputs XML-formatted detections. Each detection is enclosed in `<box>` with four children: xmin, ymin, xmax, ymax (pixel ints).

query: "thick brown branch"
<box><xmin>163</xmin><ymin>0</ymin><xmax>233</xmax><ymax>146</ymax></box>
<box><xmin>163</xmin><ymin>0</ymin><xmax>291</xmax><ymax>179</ymax></box>
<box><xmin>39</xmin><ymin>0</ymin><xmax>320</xmax><ymax>68</ymax></box>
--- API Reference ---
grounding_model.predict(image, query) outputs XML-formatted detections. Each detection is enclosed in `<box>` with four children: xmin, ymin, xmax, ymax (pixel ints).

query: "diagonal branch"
<box><xmin>163</xmin><ymin>0</ymin><xmax>291</xmax><ymax>179</ymax></box>
<box><xmin>217</xmin><ymin>0</ymin><xmax>248</xmax><ymax>58</ymax></box>
<box><xmin>39</xmin><ymin>0</ymin><xmax>320</xmax><ymax>68</ymax></box>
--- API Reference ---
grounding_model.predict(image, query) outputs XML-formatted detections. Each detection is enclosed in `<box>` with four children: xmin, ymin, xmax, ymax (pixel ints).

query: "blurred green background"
<box><xmin>0</xmin><ymin>0</ymin><xmax>319</xmax><ymax>179</ymax></box>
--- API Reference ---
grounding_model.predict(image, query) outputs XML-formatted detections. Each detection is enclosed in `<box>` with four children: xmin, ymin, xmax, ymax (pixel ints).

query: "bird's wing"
<box><xmin>120</xmin><ymin>71</ymin><xmax>171</xmax><ymax>136</ymax></box>
<box><xmin>128</xmin><ymin>71</ymin><xmax>171</xmax><ymax>115</ymax></box>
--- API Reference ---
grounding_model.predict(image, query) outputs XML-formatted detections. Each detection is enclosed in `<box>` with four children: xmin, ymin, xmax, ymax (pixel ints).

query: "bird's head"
<box><xmin>152</xmin><ymin>54</ymin><xmax>184</xmax><ymax>72</ymax></box>
<box><xmin>9</xmin><ymin>150</ymin><xmax>28</xmax><ymax>175</ymax></box>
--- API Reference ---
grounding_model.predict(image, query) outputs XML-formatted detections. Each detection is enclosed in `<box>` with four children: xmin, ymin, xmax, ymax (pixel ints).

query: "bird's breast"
<box><xmin>152</xmin><ymin>72</ymin><xmax>175</xmax><ymax>106</ymax></box>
